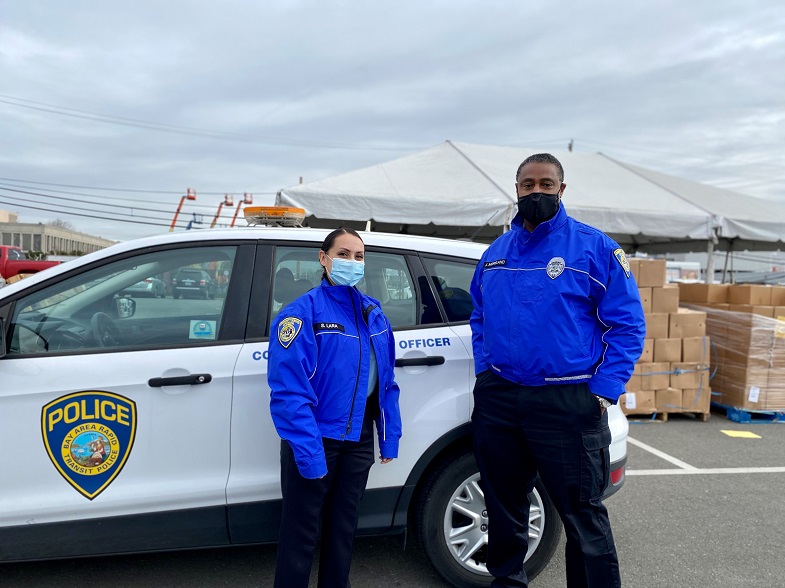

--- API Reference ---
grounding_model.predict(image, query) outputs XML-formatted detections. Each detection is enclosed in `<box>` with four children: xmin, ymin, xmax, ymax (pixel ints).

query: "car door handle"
<box><xmin>148</xmin><ymin>374</ymin><xmax>213</xmax><ymax>387</ymax></box>
<box><xmin>395</xmin><ymin>356</ymin><xmax>445</xmax><ymax>367</ymax></box>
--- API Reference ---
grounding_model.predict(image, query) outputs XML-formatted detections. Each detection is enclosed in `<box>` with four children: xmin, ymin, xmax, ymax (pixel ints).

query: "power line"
<box><xmin>0</xmin><ymin>185</ymin><xmax>188</xmax><ymax>215</ymax></box>
<box><xmin>0</xmin><ymin>195</ymin><xmax>173</xmax><ymax>229</ymax></box>
<box><xmin>0</xmin><ymin>182</ymin><xmax>252</xmax><ymax>214</ymax></box>
<box><xmin>0</xmin><ymin>175</ymin><xmax>277</xmax><ymax>196</ymax></box>
<box><xmin>0</xmin><ymin>94</ymin><xmax>423</xmax><ymax>151</ymax></box>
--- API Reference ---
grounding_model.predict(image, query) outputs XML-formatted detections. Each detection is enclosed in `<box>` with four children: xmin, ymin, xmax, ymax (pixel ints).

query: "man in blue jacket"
<box><xmin>470</xmin><ymin>153</ymin><xmax>645</xmax><ymax>588</ymax></box>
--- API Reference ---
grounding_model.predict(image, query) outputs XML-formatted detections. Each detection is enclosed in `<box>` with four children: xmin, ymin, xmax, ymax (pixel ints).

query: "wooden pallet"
<box><xmin>624</xmin><ymin>411</ymin><xmax>710</xmax><ymax>423</ymax></box>
<box><xmin>711</xmin><ymin>402</ymin><xmax>785</xmax><ymax>424</ymax></box>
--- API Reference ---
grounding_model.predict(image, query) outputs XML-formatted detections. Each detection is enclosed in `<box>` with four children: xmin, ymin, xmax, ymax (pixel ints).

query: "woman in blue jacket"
<box><xmin>268</xmin><ymin>228</ymin><xmax>402</xmax><ymax>588</ymax></box>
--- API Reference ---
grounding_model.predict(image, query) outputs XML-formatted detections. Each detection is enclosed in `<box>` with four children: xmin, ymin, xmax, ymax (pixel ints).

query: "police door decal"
<box><xmin>41</xmin><ymin>391</ymin><xmax>137</xmax><ymax>500</ymax></box>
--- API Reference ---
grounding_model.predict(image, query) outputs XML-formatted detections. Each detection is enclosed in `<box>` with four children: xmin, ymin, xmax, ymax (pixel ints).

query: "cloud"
<box><xmin>0</xmin><ymin>0</ymin><xmax>783</xmax><ymax>241</ymax></box>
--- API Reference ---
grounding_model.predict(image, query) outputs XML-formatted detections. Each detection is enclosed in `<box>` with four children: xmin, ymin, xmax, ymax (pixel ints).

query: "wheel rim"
<box><xmin>442</xmin><ymin>472</ymin><xmax>546</xmax><ymax>576</ymax></box>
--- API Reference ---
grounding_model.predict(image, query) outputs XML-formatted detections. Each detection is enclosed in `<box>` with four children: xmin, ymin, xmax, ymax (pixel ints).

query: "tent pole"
<box><xmin>705</xmin><ymin>237</ymin><xmax>715</xmax><ymax>284</ymax></box>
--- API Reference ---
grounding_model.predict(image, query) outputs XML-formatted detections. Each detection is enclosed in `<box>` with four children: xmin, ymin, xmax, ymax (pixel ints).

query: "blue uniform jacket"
<box><xmin>268</xmin><ymin>279</ymin><xmax>403</xmax><ymax>479</ymax></box>
<box><xmin>470</xmin><ymin>205</ymin><xmax>645</xmax><ymax>402</ymax></box>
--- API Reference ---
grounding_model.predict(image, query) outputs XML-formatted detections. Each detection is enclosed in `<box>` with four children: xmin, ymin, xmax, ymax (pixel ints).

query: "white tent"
<box><xmin>277</xmin><ymin>141</ymin><xmax>785</xmax><ymax>258</ymax></box>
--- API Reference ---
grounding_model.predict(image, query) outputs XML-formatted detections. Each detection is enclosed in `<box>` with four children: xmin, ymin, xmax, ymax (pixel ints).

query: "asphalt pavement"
<box><xmin>4</xmin><ymin>412</ymin><xmax>784</xmax><ymax>587</ymax></box>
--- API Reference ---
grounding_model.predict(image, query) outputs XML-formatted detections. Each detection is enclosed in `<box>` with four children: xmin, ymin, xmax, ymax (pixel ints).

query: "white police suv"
<box><xmin>0</xmin><ymin>222</ymin><xmax>628</xmax><ymax>587</ymax></box>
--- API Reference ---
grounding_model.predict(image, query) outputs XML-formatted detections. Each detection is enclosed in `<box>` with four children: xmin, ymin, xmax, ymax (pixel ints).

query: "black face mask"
<box><xmin>517</xmin><ymin>192</ymin><xmax>560</xmax><ymax>226</ymax></box>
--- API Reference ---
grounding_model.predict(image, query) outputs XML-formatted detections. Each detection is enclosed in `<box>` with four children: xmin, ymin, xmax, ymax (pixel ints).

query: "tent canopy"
<box><xmin>277</xmin><ymin>141</ymin><xmax>785</xmax><ymax>253</ymax></box>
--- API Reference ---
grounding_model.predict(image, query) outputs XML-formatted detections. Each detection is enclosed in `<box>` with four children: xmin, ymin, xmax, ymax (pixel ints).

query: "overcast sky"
<box><xmin>1</xmin><ymin>1</ymin><xmax>783</xmax><ymax>242</ymax></box>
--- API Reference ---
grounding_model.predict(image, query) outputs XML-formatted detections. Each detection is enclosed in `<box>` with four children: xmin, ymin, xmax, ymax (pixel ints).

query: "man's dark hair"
<box><xmin>320</xmin><ymin>227</ymin><xmax>363</xmax><ymax>280</ymax></box>
<box><xmin>516</xmin><ymin>153</ymin><xmax>565</xmax><ymax>183</ymax></box>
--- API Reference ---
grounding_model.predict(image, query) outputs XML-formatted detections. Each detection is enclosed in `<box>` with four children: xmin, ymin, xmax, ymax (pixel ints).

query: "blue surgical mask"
<box><xmin>327</xmin><ymin>255</ymin><xmax>365</xmax><ymax>287</ymax></box>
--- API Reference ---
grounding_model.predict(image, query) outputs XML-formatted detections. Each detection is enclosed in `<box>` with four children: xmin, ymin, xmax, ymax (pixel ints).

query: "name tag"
<box><xmin>313</xmin><ymin>322</ymin><xmax>345</xmax><ymax>332</ymax></box>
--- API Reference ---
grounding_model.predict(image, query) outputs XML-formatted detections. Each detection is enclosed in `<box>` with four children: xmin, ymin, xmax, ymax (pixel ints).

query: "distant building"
<box><xmin>0</xmin><ymin>210</ymin><xmax>116</xmax><ymax>256</ymax></box>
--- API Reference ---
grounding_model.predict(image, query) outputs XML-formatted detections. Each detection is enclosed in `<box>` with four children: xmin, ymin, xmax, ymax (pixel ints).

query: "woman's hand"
<box><xmin>379</xmin><ymin>457</ymin><xmax>393</xmax><ymax>464</ymax></box>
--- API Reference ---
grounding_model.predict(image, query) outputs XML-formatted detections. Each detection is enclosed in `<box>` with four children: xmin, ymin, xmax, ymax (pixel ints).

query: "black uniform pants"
<box><xmin>472</xmin><ymin>371</ymin><xmax>620</xmax><ymax>588</ymax></box>
<box><xmin>274</xmin><ymin>411</ymin><xmax>375</xmax><ymax>588</ymax></box>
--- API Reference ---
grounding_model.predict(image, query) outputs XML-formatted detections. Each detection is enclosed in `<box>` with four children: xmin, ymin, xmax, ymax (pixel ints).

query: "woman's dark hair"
<box><xmin>320</xmin><ymin>228</ymin><xmax>363</xmax><ymax>281</ymax></box>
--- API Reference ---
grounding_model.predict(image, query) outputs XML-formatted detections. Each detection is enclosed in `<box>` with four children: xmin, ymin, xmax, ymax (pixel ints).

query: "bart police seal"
<box><xmin>278</xmin><ymin>316</ymin><xmax>303</xmax><ymax>348</ymax></box>
<box><xmin>613</xmin><ymin>248</ymin><xmax>631</xmax><ymax>279</ymax></box>
<box><xmin>546</xmin><ymin>257</ymin><xmax>565</xmax><ymax>279</ymax></box>
<box><xmin>41</xmin><ymin>391</ymin><xmax>136</xmax><ymax>500</ymax></box>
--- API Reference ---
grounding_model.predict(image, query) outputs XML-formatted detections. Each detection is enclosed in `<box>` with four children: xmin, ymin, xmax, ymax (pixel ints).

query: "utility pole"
<box><xmin>568</xmin><ymin>139</ymin><xmax>573</xmax><ymax>152</ymax></box>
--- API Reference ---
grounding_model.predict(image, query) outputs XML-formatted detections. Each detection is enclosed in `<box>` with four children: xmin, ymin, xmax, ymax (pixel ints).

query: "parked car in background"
<box><xmin>121</xmin><ymin>277</ymin><xmax>165</xmax><ymax>298</ymax></box>
<box><xmin>0</xmin><ymin>226</ymin><xmax>629</xmax><ymax>587</ymax></box>
<box><xmin>172</xmin><ymin>268</ymin><xmax>216</xmax><ymax>299</ymax></box>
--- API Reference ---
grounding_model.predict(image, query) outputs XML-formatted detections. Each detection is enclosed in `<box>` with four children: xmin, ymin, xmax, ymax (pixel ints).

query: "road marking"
<box><xmin>721</xmin><ymin>430</ymin><xmax>761</xmax><ymax>438</ymax></box>
<box><xmin>627</xmin><ymin>437</ymin><xmax>698</xmax><ymax>470</ymax></box>
<box><xmin>628</xmin><ymin>467</ymin><xmax>785</xmax><ymax>476</ymax></box>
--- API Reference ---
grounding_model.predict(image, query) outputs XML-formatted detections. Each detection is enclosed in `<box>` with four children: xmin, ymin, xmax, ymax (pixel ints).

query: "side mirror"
<box><xmin>0</xmin><ymin>317</ymin><xmax>6</xmax><ymax>359</ymax></box>
<box><xmin>115</xmin><ymin>296</ymin><xmax>136</xmax><ymax>319</ymax></box>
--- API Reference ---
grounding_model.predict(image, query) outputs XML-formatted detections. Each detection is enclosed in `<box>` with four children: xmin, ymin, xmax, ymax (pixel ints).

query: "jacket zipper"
<box><xmin>345</xmin><ymin>290</ymin><xmax>362</xmax><ymax>436</ymax></box>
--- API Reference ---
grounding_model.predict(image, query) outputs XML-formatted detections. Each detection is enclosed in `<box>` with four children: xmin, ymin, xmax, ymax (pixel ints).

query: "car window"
<box><xmin>422</xmin><ymin>257</ymin><xmax>476</xmax><ymax>322</ymax></box>
<box><xmin>7</xmin><ymin>246</ymin><xmax>237</xmax><ymax>355</ymax></box>
<box><xmin>269</xmin><ymin>246</ymin><xmax>417</xmax><ymax>329</ymax></box>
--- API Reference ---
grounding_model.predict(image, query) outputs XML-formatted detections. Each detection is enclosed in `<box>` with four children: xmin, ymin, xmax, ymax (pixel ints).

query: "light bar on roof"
<box><xmin>244</xmin><ymin>206</ymin><xmax>306</xmax><ymax>227</ymax></box>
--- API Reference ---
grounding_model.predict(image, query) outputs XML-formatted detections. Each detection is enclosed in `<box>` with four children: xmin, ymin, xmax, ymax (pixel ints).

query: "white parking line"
<box><xmin>627</xmin><ymin>437</ymin><xmax>698</xmax><ymax>470</ymax></box>
<box><xmin>628</xmin><ymin>467</ymin><xmax>785</xmax><ymax>476</ymax></box>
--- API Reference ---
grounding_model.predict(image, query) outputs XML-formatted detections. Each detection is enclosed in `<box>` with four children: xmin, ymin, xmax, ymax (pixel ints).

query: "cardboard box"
<box><xmin>677</xmin><ymin>283</ymin><xmax>729</xmax><ymax>304</ymax></box>
<box><xmin>5</xmin><ymin>273</ymin><xmax>34</xmax><ymax>284</ymax></box>
<box><xmin>638</xmin><ymin>339</ymin><xmax>653</xmax><ymax>363</ymax></box>
<box><xmin>654</xmin><ymin>338</ymin><xmax>681</xmax><ymax>363</ymax></box>
<box><xmin>682</xmin><ymin>386</ymin><xmax>711</xmax><ymax>413</ymax></box>
<box><xmin>652</xmin><ymin>285</ymin><xmax>680</xmax><ymax>314</ymax></box>
<box><xmin>771</xmin><ymin>286</ymin><xmax>785</xmax><ymax>307</ymax></box>
<box><xmin>728</xmin><ymin>304</ymin><xmax>775</xmax><ymax>318</ymax></box>
<box><xmin>626</xmin><ymin>370</ymin><xmax>642</xmax><ymax>392</ymax></box>
<box><xmin>645</xmin><ymin>313</ymin><xmax>669</xmax><ymax>339</ymax></box>
<box><xmin>638</xmin><ymin>287</ymin><xmax>652</xmax><ymax>314</ymax></box>
<box><xmin>639</xmin><ymin>362</ymin><xmax>671</xmax><ymax>390</ymax></box>
<box><xmin>728</xmin><ymin>284</ymin><xmax>772</xmax><ymax>306</ymax></box>
<box><xmin>620</xmin><ymin>390</ymin><xmax>656</xmax><ymax>414</ymax></box>
<box><xmin>670</xmin><ymin>362</ymin><xmax>709</xmax><ymax>389</ymax></box>
<box><xmin>656</xmin><ymin>387</ymin><xmax>682</xmax><ymax>412</ymax></box>
<box><xmin>712</xmin><ymin>366</ymin><xmax>769</xmax><ymax>409</ymax></box>
<box><xmin>628</xmin><ymin>258</ymin><xmax>640</xmax><ymax>283</ymax></box>
<box><xmin>637</xmin><ymin>259</ymin><xmax>666</xmax><ymax>288</ymax></box>
<box><xmin>669</xmin><ymin>309</ymin><xmax>706</xmax><ymax>338</ymax></box>
<box><xmin>682</xmin><ymin>336</ymin><xmax>710</xmax><ymax>363</ymax></box>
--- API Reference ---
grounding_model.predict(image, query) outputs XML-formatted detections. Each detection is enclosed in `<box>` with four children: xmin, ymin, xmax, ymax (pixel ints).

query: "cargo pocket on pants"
<box><xmin>580</xmin><ymin>427</ymin><xmax>612</xmax><ymax>502</ymax></box>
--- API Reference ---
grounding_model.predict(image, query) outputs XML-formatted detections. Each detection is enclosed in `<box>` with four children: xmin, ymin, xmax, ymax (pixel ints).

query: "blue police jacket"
<box><xmin>268</xmin><ymin>279</ymin><xmax>402</xmax><ymax>479</ymax></box>
<box><xmin>470</xmin><ymin>205</ymin><xmax>645</xmax><ymax>402</ymax></box>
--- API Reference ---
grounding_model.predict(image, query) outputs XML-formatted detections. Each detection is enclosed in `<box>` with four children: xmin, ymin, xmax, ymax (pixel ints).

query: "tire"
<box><xmin>416</xmin><ymin>452</ymin><xmax>561</xmax><ymax>588</ymax></box>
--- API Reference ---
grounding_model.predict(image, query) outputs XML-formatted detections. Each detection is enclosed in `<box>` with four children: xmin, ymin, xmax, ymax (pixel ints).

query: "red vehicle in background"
<box><xmin>0</xmin><ymin>246</ymin><xmax>60</xmax><ymax>282</ymax></box>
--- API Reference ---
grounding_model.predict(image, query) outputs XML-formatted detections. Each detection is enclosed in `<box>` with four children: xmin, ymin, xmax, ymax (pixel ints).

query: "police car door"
<box><xmin>361</xmin><ymin>250</ymin><xmax>474</xmax><ymax>492</ymax></box>
<box><xmin>0</xmin><ymin>243</ymin><xmax>253</xmax><ymax>555</ymax></box>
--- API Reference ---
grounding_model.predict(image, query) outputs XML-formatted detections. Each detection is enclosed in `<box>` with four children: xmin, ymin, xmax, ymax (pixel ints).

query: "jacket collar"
<box><xmin>511</xmin><ymin>204</ymin><xmax>569</xmax><ymax>243</ymax></box>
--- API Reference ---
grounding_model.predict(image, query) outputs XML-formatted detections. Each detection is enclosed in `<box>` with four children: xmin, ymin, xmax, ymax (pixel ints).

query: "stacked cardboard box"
<box><xmin>679</xmin><ymin>283</ymin><xmax>785</xmax><ymax>410</ymax></box>
<box><xmin>620</xmin><ymin>258</ymin><xmax>711</xmax><ymax>418</ymax></box>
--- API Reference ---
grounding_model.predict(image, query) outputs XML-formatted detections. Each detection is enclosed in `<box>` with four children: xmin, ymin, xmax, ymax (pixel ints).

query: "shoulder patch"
<box><xmin>613</xmin><ymin>248</ymin><xmax>631</xmax><ymax>279</ymax></box>
<box><xmin>278</xmin><ymin>316</ymin><xmax>303</xmax><ymax>348</ymax></box>
<box><xmin>483</xmin><ymin>259</ymin><xmax>507</xmax><ymax>269</ymax></box>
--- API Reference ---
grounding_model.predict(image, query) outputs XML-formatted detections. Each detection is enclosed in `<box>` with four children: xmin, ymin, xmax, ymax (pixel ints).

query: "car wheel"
<box><xmin>416</xmin><ymin>452</ymin><xmax>561</xmax><ymax>588</ymax></box>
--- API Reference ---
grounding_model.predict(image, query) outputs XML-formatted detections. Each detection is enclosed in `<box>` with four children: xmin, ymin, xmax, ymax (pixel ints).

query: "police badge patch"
<box><xmin>613</xmin><ymin>248</ymin><xmax>631</xmax><ymax>279</ymax></box>
<box><xmin>546</xmin><ymin>257</ymin><xmax>565</xmax><ymax>279</ymax></box>
<box><xmin>278</xmin><ymin>316</ymin><xmax>303</xmax><ymax>348</ymax></box>
<box><xmin>41</xmin><ymin>391</ymin><xmax>137</xmax><ymax>500</ymax></box>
